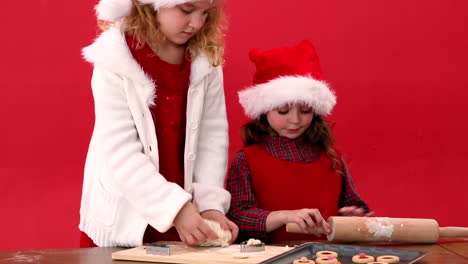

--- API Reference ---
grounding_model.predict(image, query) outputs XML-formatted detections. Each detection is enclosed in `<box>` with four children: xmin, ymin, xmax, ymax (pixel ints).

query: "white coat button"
<box><xmin>188</xmin><ymin>153</ymin><xmax>196</xmax><ymax>160</ymax></box>
<box><xmin>191</xmin><ymin>121</ymin><xmax>198</xmax><ymax>130</ymax></box>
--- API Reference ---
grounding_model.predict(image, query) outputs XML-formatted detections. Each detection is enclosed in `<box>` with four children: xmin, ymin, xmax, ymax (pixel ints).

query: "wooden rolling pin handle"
<box><xmin>439</xmin><ymin>227</ymin><xmax>468</xmax><ymax>238</ymax></box>
<box><xmin>285</xmin><ymin>223</ymin><xmax>324</xmax><ymax>235</ymax></box>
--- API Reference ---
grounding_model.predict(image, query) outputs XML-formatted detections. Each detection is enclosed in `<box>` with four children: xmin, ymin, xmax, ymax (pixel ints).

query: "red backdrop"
<box><xmin>0</xmin><ymin>0</ymin><xmax>467</xmax><ymax>250</ymax></box>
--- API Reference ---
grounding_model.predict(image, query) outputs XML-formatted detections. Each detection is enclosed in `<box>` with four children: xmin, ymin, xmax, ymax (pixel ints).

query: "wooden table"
<box><xmin>438</xmin><ymin>238</ymin><xmax>468</xmax><ymax>259</ymax></box>
<box><xmin>0</xmin><ymin>241</ymin><xmax>466</xmax><ymax>264</ymax></box>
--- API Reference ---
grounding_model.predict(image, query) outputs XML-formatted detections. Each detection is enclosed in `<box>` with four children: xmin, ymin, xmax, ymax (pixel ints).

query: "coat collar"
<box><xmin>82</xmin><ymin>27</ymin><xmax>214</xmax><ymax>106</ymax></box>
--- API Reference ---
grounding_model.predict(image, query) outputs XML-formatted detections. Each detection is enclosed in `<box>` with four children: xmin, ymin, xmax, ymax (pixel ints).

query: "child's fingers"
<box><xmin>365</xmin><ymin>211</ymin><xmax>376</xmax><ymax>217</ymax></box>
<box><xmin>310</xmin><ymin>210</ymin><xmax>324</xmax><ymax>225</ymax></box>
<box><xmin>227</xmin><ymin>221</ymin><xmax>239</xmax><ymax>244</ymax></box>
<box><xmin>184</xmin><ymin>234</ymin><xmax>197</xmax><ymax>246</ymax></box>
<box><xmin>293</xmin><ymin>217</ymin><xmax>309</xmax><ymax>233</ymax></box>
<box><xmin>313</xmin><ymin>216</ymin><xmax>330</xmax><ymax>234</ymax></box>
<box><xmin>338</xmin><ymin>207</ymin><xmax>348</xmax><ymax>215</ymax></box>
<box><xmin>321</xmin><ymin>220</ymin><xmax>331</xmax><ymax>234</ymax></box>
<box><xmin>309</xmin><ymin>210</ymin><xmax>331</xmax><ymax>233</ymax></box>
<box><xmin>353</xmin><ymin>207</ymin><xmax>365</xmax><ymax>216</ymax></box>
<box><xmin>179</xmin><ymin>234</ymin><xmax>187</xmax><ymax>245</ymax></box>
<box><xmin>192</xmin><ymin>228</ymin><xmax>207</xmax><ymax>242</ymax></box>
<box><xmin>338</xmin><ymin>206</ymin><xmax>356</xmax><ymax>215</ymax></box>
<box><xmin>175</xmin><ymin>228</ymin><xmax>188</xmax><ymax>245</ymax></box>
<box><xmin>217</xmin><ymin>220</ymin><xmax>230</xmax><ymax>232</ymax></box>
<box><xmin>301</xmin><ymin>213</ymin><xmax>316</xmax><ymax>230</ymax></box>
<box><xmin>198</xmin><ymin>221</ymin><xmax>219</xmax><ymax>240</ymax></box>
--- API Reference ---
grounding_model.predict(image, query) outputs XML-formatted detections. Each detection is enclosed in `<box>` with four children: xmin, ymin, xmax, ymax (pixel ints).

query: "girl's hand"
<box><xmin>282</xmin><ymin>208</ymin><xmax>331</xmax><ymax>235</ymax></box>
<box><xmin>173</xmin><ymin>202</ymin><xmax>218</xmax><ymax>246</ymax></box>
<box><xmin>200</xmin><ymin>210</ymin><xmax>239</xmax><ymax>244</ymax></box>
<box><xmin>338</xmin><ymin>206</ymin><xmax>375</xmax><ymax>217</ymax></box>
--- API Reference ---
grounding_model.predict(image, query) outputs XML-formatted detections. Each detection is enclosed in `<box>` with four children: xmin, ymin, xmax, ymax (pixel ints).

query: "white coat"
<box><xmin>79</xmin><ymin>27</ymin><xmax>230</xmax><ymax>247</ymax></box>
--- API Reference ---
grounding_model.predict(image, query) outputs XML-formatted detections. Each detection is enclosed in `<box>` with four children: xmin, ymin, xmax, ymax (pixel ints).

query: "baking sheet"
<box><xmin>261</xmin><ymin>242</ymin><xmax>429</xmax><ymax>264</ymax></box>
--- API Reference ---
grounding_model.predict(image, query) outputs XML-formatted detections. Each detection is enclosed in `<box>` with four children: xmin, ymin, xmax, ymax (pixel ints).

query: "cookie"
<box><xmin>352</xmin><ymin>253</ymin><xmax>375</xmax><ymax>263</ymax></box>
<box><xmin>316</xmin><ymin>251</ymin><xmax>338</xmax><ymax>258</ymax></box>
<box><xmin>376</xmin><ymin>255</ymin><xmax>400</xmax><ymax>263</ymax></box>
<box><xmin>316</xmin><ymin>255</ymin><xmax>338</xmax><ymax>264</ymax></box>
<box><xmin>293</xmin><ymin>256</ymin><xmax>315</xmax><ymax>264</ymax></box>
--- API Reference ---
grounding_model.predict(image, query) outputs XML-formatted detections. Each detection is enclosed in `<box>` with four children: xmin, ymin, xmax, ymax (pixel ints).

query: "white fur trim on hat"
<box><xmin>151</xmin><ymin>0</ymin><xmax>211</xmax><ymax>9</ymax></box>
<box><xmin>238</xmin><ymin>75</ymin><xmax>336</xmax><ymax>119</ymax></box>
<box><xmin>96</xmin><ymin>0</ymin><xmax>210</xmax><ymax>21</ymax></box>
<box><xmin>96</xmin><ymin>0</ymin><xmax>132</xmax><ymax>21</ymax></box>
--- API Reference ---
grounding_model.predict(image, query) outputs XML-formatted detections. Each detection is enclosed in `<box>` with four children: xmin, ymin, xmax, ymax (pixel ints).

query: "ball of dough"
<box><xmin>352</xmin><ymin>253</ymin><xmax>375</xmax><ymax>263</ymax></box>
<box><xmin>246</xmin><ymin>238</ymin><xmax>262</xmax><ymax>245</ymax></box>
<box><xmin>376</xmin><ymin>255</ymin><xmax>400</xmax><ymax>263</ymax></box>
<box><xmin>196</xmin><ymin>219</ymin><xmax>232</xmax><ymax>247</ymax></box>
<box><xmin>316</xmin><ymin>251</ymin><xmax>338</xmax><ymax>258</ymax></box>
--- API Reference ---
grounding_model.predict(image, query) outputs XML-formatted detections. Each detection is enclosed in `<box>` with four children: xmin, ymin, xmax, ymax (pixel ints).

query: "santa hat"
<box><xmin>95</xmin><ymin>0</ymin><xmax>211</xmax><ymax>21</ymax></box>
<box><xmin>238</xmin><ymin>40</ymin><xmax>336</xmax><ymax>119</ymax></box>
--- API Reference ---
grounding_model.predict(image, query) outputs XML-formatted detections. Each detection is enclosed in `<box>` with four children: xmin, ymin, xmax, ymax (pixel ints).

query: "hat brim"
<box><xmin>96</xmin><ymin>0</ymin><xmax>211</xmax><ymax>21</ymax></box>
<box><xmin>238</xmin><ymin>75</ymin><xmax>336</xmax><ymax>119</ymax></box>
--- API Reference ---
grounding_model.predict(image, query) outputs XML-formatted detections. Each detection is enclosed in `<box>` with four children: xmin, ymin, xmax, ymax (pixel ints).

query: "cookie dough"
<box><xmin>196</xmin><ymin>219</ymin><xmax>232</xmax><ymax>247</ymax></box>
<box><xmin>376</xmin><ymin>255</ymin><xmax>400</xmax><ymax>263</ymax></box>
<box><xmin>316</xmin><ymin>255</ymin><xmax>338</xmax><ymax>264</ymax></box>
<box><xmin>316</xmin><ymin>251</ymin><xmax>338</xmax><ymax>258</ymax></box>
<box><xmin>293</xmin><ymin>257</ymin><xmax>315</xmax><ymax>264</ymax></box>
<box><xmin>352</xmin><ymin>253</ymin><xmax>375</xmax><ymax>263</ymax></box>
<box><xmin>246</xmin><ymin>238</ymin><xmax>262</xmax><ymax>245</ymax></box>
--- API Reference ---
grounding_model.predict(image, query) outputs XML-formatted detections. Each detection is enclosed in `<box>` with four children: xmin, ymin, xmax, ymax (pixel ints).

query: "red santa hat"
<box><xmin>95</xmin><ymin>0</ymin><xmax>212</xmax><ymax>21</ymax></box>
<box><xmin>238</xmin><ymin>40</ymin><xmax>336</xmax><ymax>119</ymax></box>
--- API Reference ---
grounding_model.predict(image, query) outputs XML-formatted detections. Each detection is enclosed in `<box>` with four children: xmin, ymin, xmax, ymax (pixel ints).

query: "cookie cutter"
<box><xmin>240</xmin><ymin>241</ymin><xmax>265</xmax><ymax>253</ymax></box>
<box><xmin>145</xmin><ymin>243</ymin><xmax>171</xmax><ymax>256</ymax></box>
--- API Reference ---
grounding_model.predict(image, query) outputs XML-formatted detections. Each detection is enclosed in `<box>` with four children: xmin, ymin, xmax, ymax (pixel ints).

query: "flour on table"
<box><xmin>232</xmin><ymin>253</ymin><xmax>249</xmax><ymax>259</ymax></box>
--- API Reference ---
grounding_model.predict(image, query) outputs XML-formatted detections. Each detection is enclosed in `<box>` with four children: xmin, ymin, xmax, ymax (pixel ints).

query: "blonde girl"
<box><xmin>80</xmin><ymin>0</ymin><xmax>237</xmax><ymax>247</ymax></box>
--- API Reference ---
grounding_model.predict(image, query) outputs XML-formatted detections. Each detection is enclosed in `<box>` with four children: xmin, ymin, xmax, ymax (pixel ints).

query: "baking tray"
<box><xmin>260</xmin><ymin>242</ymin><xmax>429</xmax><ymax>264</ymax></box>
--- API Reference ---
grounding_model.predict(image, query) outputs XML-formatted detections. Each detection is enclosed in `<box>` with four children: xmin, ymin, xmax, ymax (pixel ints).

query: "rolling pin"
<box><xmin>286</xmin><ymin>216</ymin><xmax>468</xmax><ymax>243</ymax></box>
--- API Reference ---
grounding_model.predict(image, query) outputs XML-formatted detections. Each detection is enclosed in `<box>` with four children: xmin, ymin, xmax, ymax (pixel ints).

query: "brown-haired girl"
<box><xmin>227</xmin><ymin>40</ymin><xmax>373</xmax><ymax>242</ymax></box>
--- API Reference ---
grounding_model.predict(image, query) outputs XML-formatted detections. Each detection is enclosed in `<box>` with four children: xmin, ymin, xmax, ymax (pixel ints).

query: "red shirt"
<box><xmin>126</xmin><ymin>35</ymin><xmax>191</xmax><ymax>243</ymax></box>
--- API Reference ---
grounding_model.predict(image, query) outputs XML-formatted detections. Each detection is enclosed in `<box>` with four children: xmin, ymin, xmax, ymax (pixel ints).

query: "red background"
<box><xmin>1</xmin><ymin>0</ymin><xmax>467</xmax><ymax>250</ymax></box>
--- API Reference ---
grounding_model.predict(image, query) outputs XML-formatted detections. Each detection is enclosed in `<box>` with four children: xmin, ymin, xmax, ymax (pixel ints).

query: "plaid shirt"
<box><xmin>226</xmin><ymin>135</ymin><xmax>371</xmax><ymax>241</ymax></box>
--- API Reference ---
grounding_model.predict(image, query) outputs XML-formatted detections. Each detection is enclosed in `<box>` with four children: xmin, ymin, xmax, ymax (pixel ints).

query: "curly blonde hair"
<box><xmin>241</xmin><ymin>114</ymin><xmax>344</xmax><ymax>175</ymax></box>
<box><xmin>119</xmin><ymin>0</ymin><xmax>225</xmax><ymax>67</ymax></box>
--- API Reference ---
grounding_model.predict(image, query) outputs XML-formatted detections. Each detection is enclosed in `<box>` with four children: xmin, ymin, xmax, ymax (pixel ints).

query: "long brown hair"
<box><xmin>241</xmin><ymin>114</ymin><xmax>343</xmax><ymax>174</ymax></box>
<box><xmin>121</xmin><ymin>0</ymin><xmax>226</xmax><ymax>66</ymax></box>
